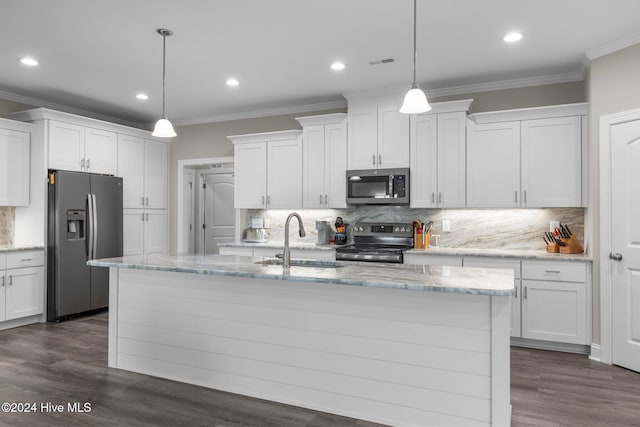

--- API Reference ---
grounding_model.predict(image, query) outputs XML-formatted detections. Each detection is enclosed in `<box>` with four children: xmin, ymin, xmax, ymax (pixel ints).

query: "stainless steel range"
<box><xmin>335</xmin><ymin>222</ymin><xmax>414</xmax><ymax>263</ymax></box>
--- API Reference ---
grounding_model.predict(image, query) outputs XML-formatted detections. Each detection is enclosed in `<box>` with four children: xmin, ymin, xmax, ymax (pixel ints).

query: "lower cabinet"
<box><xmin>219</xmin><ymin>246</ymin><xmax>335</xmax><ymax>261</ymax></box>
<box><xmin>403</xmin><ymin>253</ymin><xmax>463</xmax><ymax>266</ymax></box>
<box><xmin>123</xmin><ymin>209</ymin><xmax>168</xmax><ymax>257</ymax></box>
<box><xmin>0</xmin><ymin>251</ymin><xmax>45</xmax><ymax>323</ymax></box>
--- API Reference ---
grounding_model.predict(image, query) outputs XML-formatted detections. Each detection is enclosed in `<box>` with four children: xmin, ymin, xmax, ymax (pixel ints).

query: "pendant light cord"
<box><xmin>412</xmin><ymin>0</ymin><xmax>417</xmax><ymax>85</ymax></box>
<box><xmin>161</xmin><ymin>31</ymin><xmax>167</xmax><ymax>117</ymax></box>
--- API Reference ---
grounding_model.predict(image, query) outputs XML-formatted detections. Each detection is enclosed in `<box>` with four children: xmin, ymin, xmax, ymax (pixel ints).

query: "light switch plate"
<box><xmin>550</xmin><ymin>220</ymin><xmax>560</xmax><ymax>232</ymax></box>
<box><xmin>442</xmin><ymin>219</ymin><xmax>451</xmax><ymax>232</ymax></box>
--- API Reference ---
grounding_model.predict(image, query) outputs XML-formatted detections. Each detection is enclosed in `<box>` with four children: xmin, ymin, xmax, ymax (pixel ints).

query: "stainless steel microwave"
<box><xmin>346</xmin><ymin>168</ymin><xmax>409</xmax><ymax>205</ymax></box>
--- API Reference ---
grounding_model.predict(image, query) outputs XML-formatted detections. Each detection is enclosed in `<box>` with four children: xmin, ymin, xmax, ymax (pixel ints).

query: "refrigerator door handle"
<box><xmin>87</xmin><ymin>194</ymin><xmax>94</xmax><ymax>259</ymax></box>
<box><xmin>92</xmin><ymin>194</ymin><xmax>98</xmax><ymax>259</ymax></box>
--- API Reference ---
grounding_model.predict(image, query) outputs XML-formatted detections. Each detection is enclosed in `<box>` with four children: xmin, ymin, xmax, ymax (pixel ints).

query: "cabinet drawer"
<box><xmin>522</xmin><ymin>260</ymin><xmax>586</xmax><ymax>282</ymax></box>
<box><xmin>6</xmin><ymin>251</ymin><xmax>44</xmax><ymax>269</ymax></box>
<box><xmin>463</xmin><ymin>257</ymin><xmax>521</xmax><ymax>278</ymax></box>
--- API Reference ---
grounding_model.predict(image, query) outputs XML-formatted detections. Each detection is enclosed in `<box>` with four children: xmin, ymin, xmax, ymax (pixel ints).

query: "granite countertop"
<box><xmin>0</xmin><ymin>245</ymin><xmax>45</xmax><ymax>253</ymax></box>
<box><xmin>405</xmin><ymin>247</ymin><xmax>592</xmax><ymax>262</ymax></box>
<box><xmin>219</xmin><ymin>242</ymin><xmax>336</xmax><ymax>251</ymax></box>
<box><xmin>88</xmin><ymin>254</ymin><xmax>514</xmax><ymax>296</ymax></box>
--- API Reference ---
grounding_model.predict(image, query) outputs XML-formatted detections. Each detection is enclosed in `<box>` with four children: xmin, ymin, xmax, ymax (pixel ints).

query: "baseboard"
<box><xmin>510</xmin><ymin>337</ymin><xmax>590</xmax><ymax>354</ymax></box>
<box><xmin>0</xmin><ymin>314</ymin><xmax>42</xmax><ymax>331</ymax></box>
<box><xmin>589</xmin><ymin>343</ymin><xmax>602</xmax><ymax>362</ymax></box>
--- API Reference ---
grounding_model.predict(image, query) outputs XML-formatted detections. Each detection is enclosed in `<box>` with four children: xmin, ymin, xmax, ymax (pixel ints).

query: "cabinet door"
<box><xmin>123</xmin><ymin>209</ymin><xmax>144</xmax><ymax>257</ymax></box>
<box><xmin>144</xmin><ymin>140</ymin><xmax>168</xmax><ymax>209</ymax></box>
<box><xmin>267</xmin><ymin>138</ymin><xmax>302</xmax><ymax>208</ymax></box>
<box><xmin>118</xmin><ymin>135</ymin><xmax>145</xmax><ymax>209</ymax></box>
<box><xmin>521</xmin><ymin>117</ymin><xmax>582</xmax><ymax>207</ymax></box>
<box><xmin>347</xmin><ymin>105</ymin><xmax>378</xmax><ymax>170</ymax></box>
<box><xmin>466</xmin><ymin>121</ymin><xmax>521</xmax><ymax>207</ymax></box>
<box><xmin>144</xmin><ymin>209</ymin><xmax>168</xmax><ymax>256</ymax></box>
<box><xmin>324</xmin><ymin>122</ymin><xmax>347</xmax><ymax>208</ymax></box>
<box><xmin>5</xmin><ymin>266</ymin><xmax>44</xmax><ymax>320</ymax></box>
<box><xmin>438</xmin><ymin>112</ymin><xmax>466</xmax><ymax>208</ymax></box>
<box><xmin>521</xmin><ymin>279</ymin><xmax>587</xmax><ymax>344</ymax></box>
<box><xmin>84</xmin><ymin>127</ymin><xmax>117</xmax><ymax>175</ymax></box>
<box><xmin>378</xmin><ymin>103</ymin><xmax>410</xmax><ymax>168</ymax></box>
<box><xmin>0</xmin><ymin>128</ymin><xmax>30</xmax><ymax>206</ymax></box>
<box><xmin>410</xmin><ymin>114</ymin><xmax>438</xmax><ymax>208</ymax></box>
<box><xmin>302</xmin><ymin>125</ymin><xmax>326</xmax><ymax>208</ymax></box>
<box><xmin>234</xmin><ymin>142</ymin><xmax>267</xmax><ymax>208</ymax></box>
<box><xmin>49</xmin><ymin>121</ymin><xmax>84</xmax><ymax>171</ymax></box>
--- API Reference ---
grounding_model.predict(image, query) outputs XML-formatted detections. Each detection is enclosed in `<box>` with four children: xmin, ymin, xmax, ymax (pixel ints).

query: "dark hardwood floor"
<box><xmin>0</xmin><ymin>312</ymin><xmax>639</xmax><ymax>427</ymax></box>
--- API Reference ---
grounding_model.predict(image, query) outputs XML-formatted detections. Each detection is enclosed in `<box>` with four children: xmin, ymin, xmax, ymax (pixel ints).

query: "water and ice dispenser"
<box><xmin>67</xmin><ymin>210</ymin><xmax>85</xmax><ymax>240</ymax></box>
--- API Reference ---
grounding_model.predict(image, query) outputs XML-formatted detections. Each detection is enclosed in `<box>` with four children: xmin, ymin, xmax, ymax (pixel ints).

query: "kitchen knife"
<box><xmin>564</xmin><ymin>224</ymin><xmax>572</xmax><ymax>236</ymax></box>
<box><xmin>543</xmin><ymin>236</ymin><xmax>549</xmax><ymax>245</ymax></box>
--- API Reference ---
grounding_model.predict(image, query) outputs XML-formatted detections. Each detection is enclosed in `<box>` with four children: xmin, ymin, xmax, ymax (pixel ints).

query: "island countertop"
<box><xmin>88</xmin><ymin>253</ymin><xmax>514</xmax><ymax>296</ymax></box>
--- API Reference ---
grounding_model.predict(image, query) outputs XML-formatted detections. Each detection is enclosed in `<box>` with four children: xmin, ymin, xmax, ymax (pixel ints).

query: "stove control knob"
<box><xmin>394</xmin><ymin>227</ymin><xmax>400</xmax><ymax>232</ymax></box>
<box><xmin>358</xmin><ymin>226</ymin><xmax>363</xmax><ymax>232</ymax></box>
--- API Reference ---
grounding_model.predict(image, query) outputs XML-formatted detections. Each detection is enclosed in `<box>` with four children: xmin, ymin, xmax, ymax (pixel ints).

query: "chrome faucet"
<box><xmin>283</xmin><ymin>212</ymin><xmax>306</xmax><ymax>269</ymax></box>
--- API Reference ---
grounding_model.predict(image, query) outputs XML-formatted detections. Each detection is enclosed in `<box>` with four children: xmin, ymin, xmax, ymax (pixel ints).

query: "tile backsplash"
<box><xmin>243</xmin><ymin>207</ymin><xmax>585</xmax><ymax>251</ymax></box>
<box><xmin>0</xmin><ymin>207</ymin><xmax>15</xmax><ymax>245</ymax></box>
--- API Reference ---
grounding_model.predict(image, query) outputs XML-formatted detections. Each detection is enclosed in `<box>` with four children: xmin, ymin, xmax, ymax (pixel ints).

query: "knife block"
<box><xmin>559</xmin><ymin>235</ymin><xmax>584</xmax><ymax>254</ymax></box>
<box><xmin>414</xmin><ymin>230</ymin><xmax>431</xmax><ymax>249</ymax></box>
<box><xmin>546</xmin><ymin>242</ymin><xmax>559</xmax><ymax>253</ymax></box>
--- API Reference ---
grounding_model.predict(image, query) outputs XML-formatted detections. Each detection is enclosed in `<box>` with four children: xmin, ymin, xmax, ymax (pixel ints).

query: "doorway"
<box><xmin>197</xmin><ymin>169</ymin><xmax>235</xmax><ymax>254</ymax></box>
<box><xmin>600</xmin><ymin>107</ymin><xmax>640</xmax><ymax>373</ymax></box>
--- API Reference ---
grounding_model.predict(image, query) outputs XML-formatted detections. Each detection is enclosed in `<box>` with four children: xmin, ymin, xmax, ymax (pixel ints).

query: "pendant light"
<box><xmin>152</xmin><ymin>28</ymin><xmax>177</xmax><ymax>138</ymax></box>
<box><xmin>399</xmin><ymin>0</ymin><xmax>432</xmax><ymax>114</ymax></box>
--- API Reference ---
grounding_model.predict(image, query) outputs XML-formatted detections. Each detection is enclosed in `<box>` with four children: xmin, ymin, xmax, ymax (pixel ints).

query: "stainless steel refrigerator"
<box><xmin>47</xmin><ymin>170</ymin><xmax>123</xmax><ymax>321</ymax></box>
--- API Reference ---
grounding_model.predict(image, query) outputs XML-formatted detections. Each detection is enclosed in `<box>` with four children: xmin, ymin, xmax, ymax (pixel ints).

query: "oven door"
<box><xmin>346</xmin><ymin>169</ymin><xmax>393</xmax><ymax>204</ymax></box>
<box><xmin>335</xmin><ymin>245</ymin><xmax>405</xmax><ymax>263</ymax></box>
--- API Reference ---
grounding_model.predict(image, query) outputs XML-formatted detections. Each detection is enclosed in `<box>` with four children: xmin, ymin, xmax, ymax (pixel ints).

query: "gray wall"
<box><xmin>587</xmin><ymin>42</ymin><xmax>640</xmax><ymax>345</ymax></box>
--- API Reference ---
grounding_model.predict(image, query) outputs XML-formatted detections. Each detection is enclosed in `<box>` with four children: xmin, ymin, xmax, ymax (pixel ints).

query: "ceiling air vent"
<box><xmin>369</xmin><ymin>58</ymin><xmax>395</xmax><ymax>66</ymax></box>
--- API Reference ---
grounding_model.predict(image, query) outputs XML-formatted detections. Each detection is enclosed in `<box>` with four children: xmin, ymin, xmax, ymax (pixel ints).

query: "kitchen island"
<box><xmin>88</xmin><ymin>254</ymin><xmax>513</xmax><ymax>427</ymax></box>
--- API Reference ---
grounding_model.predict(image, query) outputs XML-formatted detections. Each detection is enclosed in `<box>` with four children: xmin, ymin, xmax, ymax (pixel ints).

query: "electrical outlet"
<box><xmin>442</xmin><ymin>219</ymin><xmax>451</xmax><ymax>232</ymax></box>
<box><xmin>550</xmin><ymin>220</ymin><xmax>560</xmax><ymax>232</ymax></box>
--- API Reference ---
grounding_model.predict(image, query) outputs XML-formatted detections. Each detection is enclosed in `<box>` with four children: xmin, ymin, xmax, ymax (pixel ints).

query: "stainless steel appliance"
<box><xmin>346</xmin><ymin>168</ymin><xmax>409</xmax><ymax>205</ymax></box>
<box><xmin>335</xmin><ymin>222</ymin><xmax>413</xmax><ymax>263</ymax></box>
<box><xmin>47</xmin><ymin>170</ymin><xmax>123</xmax><ymax>321</ymax></box>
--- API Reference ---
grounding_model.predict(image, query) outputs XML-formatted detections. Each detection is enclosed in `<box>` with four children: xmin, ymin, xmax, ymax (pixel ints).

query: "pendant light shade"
<box><xmin>152</xmin><ymin>28</ymin><xmax>177</xmax><ymax>138</ymax></box>
<box><xmin>400</xmin><ymin>0</ymin><xmax>431</xmax><ymax>114</ymax></box>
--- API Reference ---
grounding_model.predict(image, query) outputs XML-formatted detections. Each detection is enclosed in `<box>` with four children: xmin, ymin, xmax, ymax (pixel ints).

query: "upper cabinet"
<box><xmin>229</xmin><ymin>130</ymin><xmax>303</xmax><ymax>209</ymax></box>
<box><xmin>409</xmin><ymin>100</ymin><xmax>472</xmax><ymax>208</ymax></box>
<box><xmin>346</xmin><ymin>94</ymin><xmax>409</xmax><ymax>170</ymax></box>
<box><xmin>49</xmin><ymin>121</ymin><xmax>117</xmax><ymax>174</ymax></box>
<box><xmin>296</xmin><ymin>113</ymin><xmax>347</xmax><ymax>209</ymax></box>
<box><xmin>467</xmin><ymin>103</ymin><xmax>587</xmax><ymax>208</ymax></box>
<box><xmin>0</xmin><ymin>120</ymin><xmax>31</xmax><ymax>206</ymax></box>
<box><xmin>117</xmin><ymin>135</ymin><xmax>168</xmax><ymax>209</ymax></box>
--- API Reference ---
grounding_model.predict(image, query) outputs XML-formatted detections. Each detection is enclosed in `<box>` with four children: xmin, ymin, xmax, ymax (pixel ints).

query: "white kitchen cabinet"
<box><xmin>297</xmin><ymin>114</ymin><xmax>347</xmax><ymax>209</ymax></box>
<box><xmin>48</xmin><ymin>121</ymin><xmax>117</xmax><ymax>174</ymax></box>
<box><xmin>0</xmin><ymin>251</ymin><xmax>45</xmax><ymax>322</ymax></box>
<box><xmin>521</xmin><ymin>260</ymin><xmax>589</xmax><ymax>345</ymax></box>
<box><xmin>229</xmin><ymin>130</ymin><xmax>302</xmax><ymax>209</ymax></box>
<box><xmin>117</xmin><ymin>135</ymin><xmax>168</xmax><ymax>210</ymax></box>
<box><xmin>123</xmin><ymin>209</ymin><xmax>168</xmax><ymax>257</ymax></box>
<box><xmin>219</xmin><ymin>246</ymin><xmax>335</xmax><ymax>261</ymax></box>
<box><xmin>347</xmin><ymin>99</ymin><xmax>409</xmax><ymax>170</ymax></box>
<box><xmin>463</xmin><ymin>257</ymin><xmax>521</xmax><ymax>338</ymax></box>
<box><xmin>466</xmin><ymin>103</ymin><xmax>587</xmax><ymax>208</ymax></box>
<box><xmin>410</xmin><ymin>110</ymin><xmax>467</xmax><ymax>208</ymax></box>
<box><xmin>403</xmin><ymin>253</ymin><xmax>463</xmax><ymax>266</ymax></box>
<box><xmin>0</xmin><ymin>123</ymin><xmax>30</xmax><ymax>206</ymax></box>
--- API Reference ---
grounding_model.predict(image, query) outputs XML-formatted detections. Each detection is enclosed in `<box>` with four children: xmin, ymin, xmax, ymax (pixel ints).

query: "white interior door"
<box><xmin>202</xmin><ymin>173</ymin><xmax>235</xmax><ymax>254</ymax></box>
<box><xmin>611</xmin><ymin>118</ymin><xmax>640</xmax><ymax>373</ymax></box>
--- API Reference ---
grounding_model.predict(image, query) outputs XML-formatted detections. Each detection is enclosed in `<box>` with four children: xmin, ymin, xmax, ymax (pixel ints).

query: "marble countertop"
<box><xmin>0</xmin><ymin>245</ymin><xmax>45</xmax><ymax>253</ymax></box>
<box><xmin>405</xmin><ymin>247</ymin><xmax>592</xmax><ymax>262</ymax></box>
<box><xmin>88</xmin><ymin>254</ymin><xmax>514</xmax><ymax>296</ymax></box>
<box><xmin>219</xmin><ymin>242</ymin><xmax>336</xmax><ymax>251</ymax></box>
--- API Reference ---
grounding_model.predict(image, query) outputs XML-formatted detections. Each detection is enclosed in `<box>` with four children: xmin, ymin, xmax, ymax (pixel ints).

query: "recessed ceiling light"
<box><xmin>503</xmin><ymin>32</ymin><xmax>523</xmax><ymax>43</ymax></box>
<box><xmin>330</xmin><ymin>61</ymin><xmax>345</xmax><ymax>71</ymax></box>
<box><xmin>226</xmin><ymin>78</ymin><xmax>239</xmax><ymax>87</ymax></box>
<box><xmin>136</xmin><ymin>93</ymin><xmax>149</xmax><ymax>100</ymax></box>
<box><xmin>19</xmin><ymin>57</ymin><xmax>38</xmax><ymax>66</ymax></box>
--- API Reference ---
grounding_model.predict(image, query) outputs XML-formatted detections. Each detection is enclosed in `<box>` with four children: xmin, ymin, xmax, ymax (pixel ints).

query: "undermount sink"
<box><xmin>255</xmin><ymin>258</ymin><xmax>344</xmax><ymax>268</ymax></box>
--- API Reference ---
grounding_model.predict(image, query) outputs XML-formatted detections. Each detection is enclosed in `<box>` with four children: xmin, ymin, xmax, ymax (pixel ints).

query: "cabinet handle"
<box><xmin>515</xmin><ymin>191</ymin><xmax>518</xmax><ymax>203</ymax></box>
<box><xmin>8</xmin><ymin>275</ymin><xmax>12</xmax><ymax>286</ymax></box>
<box><xmin>145</xmin><ymin>213</ymin><xmax>149</xmax><ymax>221</ymax></box>
<box><xmin>261</xmin><ymin>196</ymin><xmax>265</xmax><ymax>206</ymax></box>
<box><xmin>545</xmin><ymin>270</ymin><xmax>561</xmax><ymax>274</ymax></box>
<box><xmin>524</xmin><ymin>286</ymin><xmax>527</xmax><ymax>299</ymax></box>
<box><xmin>514</xmin><ymin>286</ymin><xmax>518</xmax><ymax>298</ymax></box>
<box><xmin>378</xmin><ymin>154</ymin><xmax>382</xmax><ymax>165</ymax></box>
<box><xmin>438</xmin><ymin>192</ymin><xmax>443</xmax><ymax>204</ymax></box>
<box><xmin>141</xmin><ymin>196</ymin><xmax>145</xmax><ymax>206</ymax></box>
<box><xmin>320</xmin><ymin>194</ymin><xmax>323</xmax><ymax>205</ymax></box>
<box><xmin>267</xmin><ymin>195</ymin><xmax>271</xmax><ymax>206</ymax></box>
<box><xmin>20</xmin><ymin>258</ymin><xmax>33</xmax><ymax>262</ymax></box>
<box><xmin>1</xmin><ymin>276</ymin><xmax>4</xmax><ymax>287</ymax></box>
<box><xmin>86</xmin><ymin>159</ymin><xmax>91</xmax><ymax>169</ymax></box>
<box><xmin>524</xmin><ymin>190</ymin><xmax>527</xmax><ymax>203</ymax></box>
<box><xmin>431</xmin><ymin>192</ymin><xmax>435</xmax><ymax>203</ymax></box>
<box><xmin>372</xmin><ymin>154</ymin><xmax>376</xmax><ymax>166</ymax></box>
<box><xmin>145</xmin><ymin>197</ymin><xmax>149</xmax><ymax>206</ymax></box>
<box><xmin>140</xmin><ymin>213</ymin><xmax>144</xmax><ymax>221</ymax></box>
<box><xmin>81</xmin><ymin>158</ymin><xmax>85</xmax><ymax>169</ymax></box>
<box><xmin>324</xmin><ymin>194</ymin><xmax>328</xmax><ymax>205</ymax></box>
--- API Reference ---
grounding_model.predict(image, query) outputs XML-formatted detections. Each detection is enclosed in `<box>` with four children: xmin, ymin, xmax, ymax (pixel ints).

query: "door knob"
<box><xmin>609</xmin><ymin>252</ymin><xmax>623</xmax><ymax>261</ymax></box>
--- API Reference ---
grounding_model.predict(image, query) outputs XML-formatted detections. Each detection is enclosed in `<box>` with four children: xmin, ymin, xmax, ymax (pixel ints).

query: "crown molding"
<box><xmin>0</xmin><ymin>89</ymin><xmax>148</xmax><ymax>129</ymax></box>
<box><xmin>176</xmin><ymin>99</ymin><xmax>347</xmax><ymax>127</ymax></box>
<box><xmin>586</xmin><ymin>31</ymin><xmax>640</xmax><ymax>60</ymax></box>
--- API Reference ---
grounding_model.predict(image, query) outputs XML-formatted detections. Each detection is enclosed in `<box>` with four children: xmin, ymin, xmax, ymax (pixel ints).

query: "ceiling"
<box><xmin>2</xmin><ymin>0</ymin><xmax>639</xmax><ymax>129</ymax></box>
